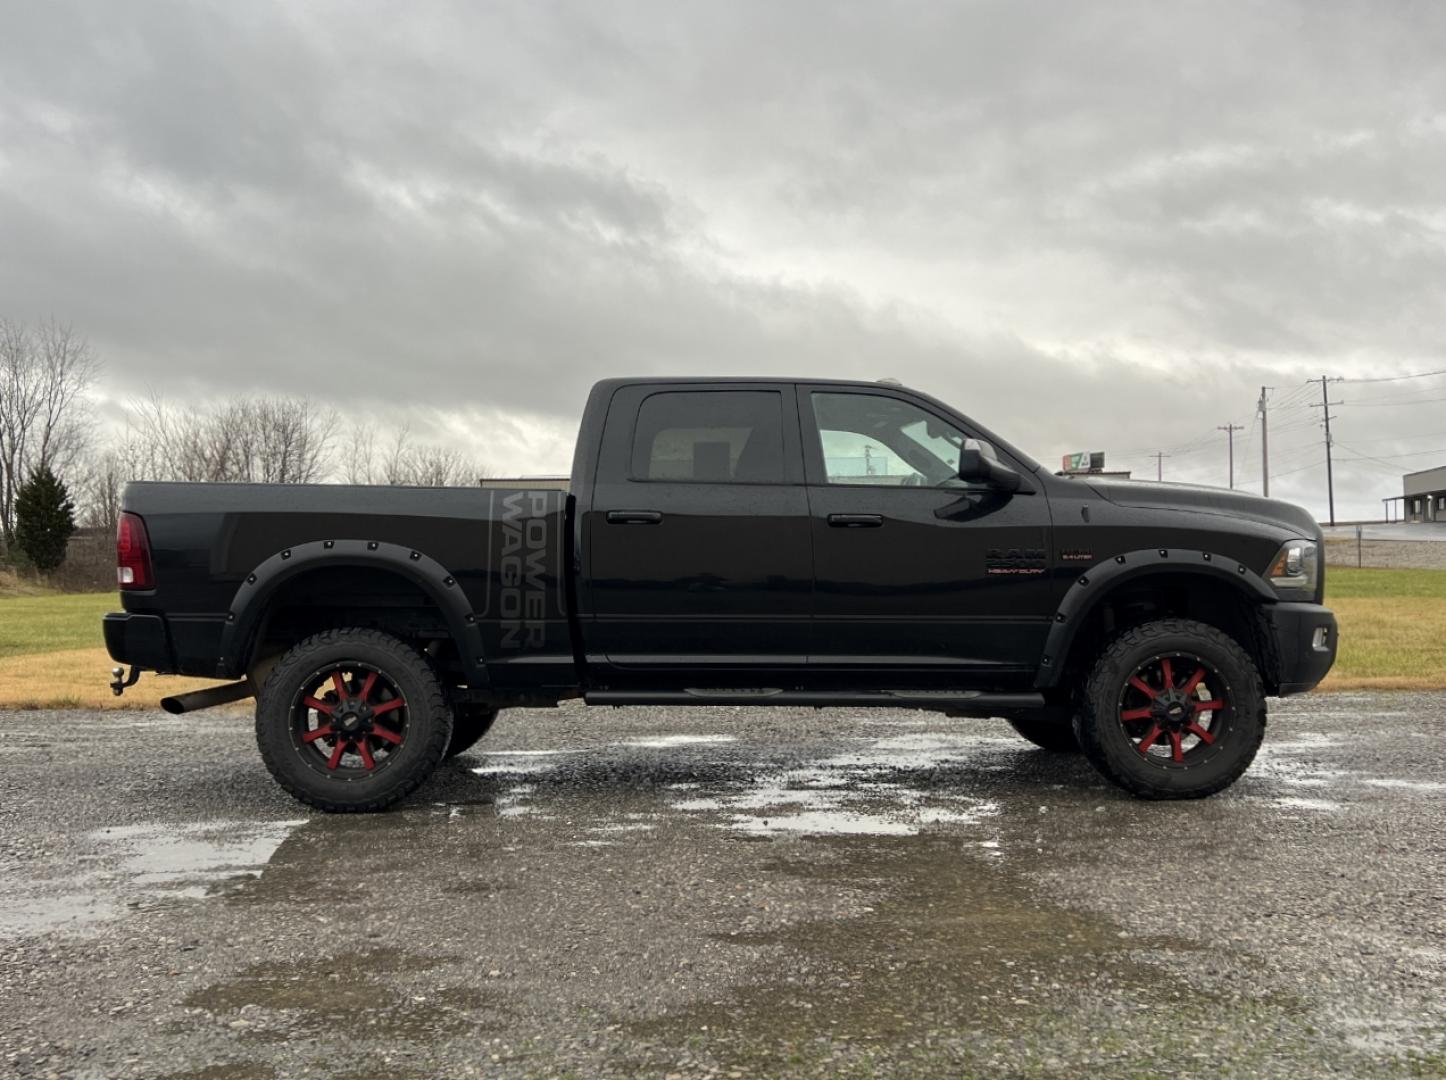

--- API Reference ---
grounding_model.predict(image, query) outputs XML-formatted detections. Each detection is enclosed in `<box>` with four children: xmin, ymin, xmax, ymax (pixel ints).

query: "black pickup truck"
<box><xmin>104</xmin><ymin>377</ymin><xmax>1337</xmax><ymax>811</ymax></box>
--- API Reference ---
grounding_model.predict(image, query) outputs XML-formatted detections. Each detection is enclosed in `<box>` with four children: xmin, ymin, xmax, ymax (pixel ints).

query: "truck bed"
<box><xmin>110</xmin><ymin>482</ymin><xmax>574</xmax><ymax>689</ymax></box>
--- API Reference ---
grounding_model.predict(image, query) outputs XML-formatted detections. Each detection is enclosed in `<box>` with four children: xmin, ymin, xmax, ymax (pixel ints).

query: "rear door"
<box><xmin>581</xmin><ymin>383</ymin><xmax>812</xmax><ymax>680</ymax></box>
<box><xmin>800</xmin><ymin>385</ymin><xmax>1054</xmax><ymax>688</ymax></box>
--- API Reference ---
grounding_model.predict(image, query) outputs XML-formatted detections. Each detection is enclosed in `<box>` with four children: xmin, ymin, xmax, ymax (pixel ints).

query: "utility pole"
<box><xmin>1218</xmin><ymin>424</ymin><xmax>1244</xmax><ymax>489</ymax></box>
<box><xmin>1310</xmin><ymin>376</ymin><xmax>1343</xmax><ymax>525</ymax></box>
<box><xmin>1150</xmin><ymin>451</ymin><xmax>1169</xmax><ymax>482</ymax></box>
<box><xmin>1258</xmin><ymin>386</ymin><xmax>1272</xmax><ymax>497</ymax></box>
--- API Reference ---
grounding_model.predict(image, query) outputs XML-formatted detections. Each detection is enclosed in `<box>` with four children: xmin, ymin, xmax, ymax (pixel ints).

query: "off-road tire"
<box><xmin>446</xmin><ymin>704</ymin><xmax>499</xmax><ymax>758</ymax></box>
<box><xmin>255</xmin><ymin>628</ymin><xmax>452</xmax><ymax>812</ymax></box>
<box><xmin>1074</xmin><ymin>618</ymin><xmax>1266</xmax><ymax>800</ymax></box>
<box><xmin>1006</xmin><ymin>712</ymin><xmax>1080</xmax><ymax>752</ymax></box>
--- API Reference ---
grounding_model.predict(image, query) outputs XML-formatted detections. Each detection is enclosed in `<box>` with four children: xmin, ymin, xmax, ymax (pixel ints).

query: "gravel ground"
<box><xmin>1</xmin><ymin>694</ymin><xmax>1444</xmax><ymax>1078</ymax></box>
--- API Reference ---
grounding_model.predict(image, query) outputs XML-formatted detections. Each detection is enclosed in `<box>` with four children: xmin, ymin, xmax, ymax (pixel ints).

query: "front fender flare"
<box><xmin>1034</xmin><ymin>547</ymin><xmax>1275</xmax><ymax>689</ymax></box>
<box><xmin>216</xmin><ymin>539</ymin><xmax>489</xmax><ymax>685</ymax></box>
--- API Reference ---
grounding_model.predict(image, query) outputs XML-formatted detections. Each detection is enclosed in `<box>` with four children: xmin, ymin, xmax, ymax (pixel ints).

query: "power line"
<box><xmin>1333</xmin><ymin>450</ymin><xmax>1413</xmax><ymax>476</ymax></box>
<box><xmin>1343</xmin><ymin>367</ymin><xmax>1446</xmax><ymax>383</ymax></box>
<box><xmin>1270</xmin><ymin>460</ymin><xmax>1325</xmax><ymax>479</ymax></box>
<box><xmin>1335</xmin><ymin>441</ymin><xmax>1446</xmax><ymax>463</ymax></box>
<box><xmin>1340</xmin><ymin>428</ymin><xmax>1446</xmax><ymax>446</ymax></box>
<box><xmin>1261</xmin><ymin>443</ymin><xmax>1329</xmax><ymax>469</ymax></box>
<box><xmin>1271</xmin><ymin>382</ymin><xmax>1320</xmax><ymax>410</ymax></box>
<box><xmin>1108</xmin><ymin>427</ymin><xmax>1219</xmax><ymax>459</ymax></box>
<box><xmin>1238</xmin><ymin>458</ymin><xmax>1322</xmax><ymax>484</ymax></box>
<box><xmin>1338</xmin><ymin>394</ymin><xmax>1446</xmax><ymax>408</ymax></box>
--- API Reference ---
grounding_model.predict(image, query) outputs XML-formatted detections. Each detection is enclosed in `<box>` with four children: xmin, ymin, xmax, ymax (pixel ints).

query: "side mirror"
<box><xmin>958</xmin><ymin>447</ymin><xmax>1022</xmax><ymax>493</ymax></box>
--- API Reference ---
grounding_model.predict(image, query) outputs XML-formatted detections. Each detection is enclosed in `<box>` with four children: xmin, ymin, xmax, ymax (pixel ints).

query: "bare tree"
<box><xmin>349</xmin><ymin>425</ymin><xmax>483</xmax><ymax>487</ymax></box>
<box><xmin>80</xmin><ymin>447</ymin><xmax>130</xmax><ymax>535</ymax></box>
<box><xmin>346</xmin><ymin>427</ymin><xmax>378</xmax><ymax>485</ymax></box>
<box><xmin>251</xmin><ymin>398</ymin><xmax>334</xmax><ymax>483</ymax></box>
<box><xmin>397</xmin><ymin>445</ymin><xmax>478</xmax><ymax>487</ymax></box>
<box><xmin>0</xmin><ymin>319</ymin><xmax>100</xmax><ymax>545</ymax></box>
<box><xmin>76</xmin><ymin>398</ymin><xmax>480</xmax><ymax>532</ymax></box>
<box><xmin>125</xmin><ymin>395</ymin><xmax>337</xmax><ymax>484</ymax></box>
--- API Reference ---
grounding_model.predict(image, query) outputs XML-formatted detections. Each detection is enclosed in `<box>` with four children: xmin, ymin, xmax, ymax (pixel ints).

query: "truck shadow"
<box><xmin>422</xmin><ymin>740</ymin><xmax>1103</xmax><ymax>808</ymax></box>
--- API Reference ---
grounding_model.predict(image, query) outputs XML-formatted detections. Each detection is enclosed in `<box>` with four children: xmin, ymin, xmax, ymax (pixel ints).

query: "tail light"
<box><xmin>117</xmin><ymin>512</ymin><xmax>154</xmax><ymax>590</ymax></box>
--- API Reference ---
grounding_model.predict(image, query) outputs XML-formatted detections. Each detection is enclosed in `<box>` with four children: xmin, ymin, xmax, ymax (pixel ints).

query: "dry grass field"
<box><xmin>0</xmin><ymin>568</ymin><xmax>1442</xmax><ymax>708</ymax></box>
<box><xmin>1315</xmin><ymin>567</ymin><xmax>1446</xmax><ymax>690</ymax></box>
<box><xmin>0</xmin><ymin>592</ymin><xmax>228</xmax><ymax>710</ymax></box>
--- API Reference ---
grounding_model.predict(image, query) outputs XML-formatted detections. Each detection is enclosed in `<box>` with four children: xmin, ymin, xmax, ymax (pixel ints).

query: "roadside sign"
<box><xmin>1062</xmin><ymin>452</ymin><xmax>1105</xmax><ymax>472</ymax></box>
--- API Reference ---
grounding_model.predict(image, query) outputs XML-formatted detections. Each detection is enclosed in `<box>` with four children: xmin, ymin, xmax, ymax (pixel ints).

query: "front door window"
<box><xmin>812</xmin><ymin>391</ymin><xmax>985</xmax><ymax>488</ymax></box>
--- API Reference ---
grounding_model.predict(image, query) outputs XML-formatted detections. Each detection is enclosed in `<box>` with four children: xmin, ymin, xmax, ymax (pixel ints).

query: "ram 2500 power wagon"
<box><xmin>104</xmin><ymin>377</ymin><xmax>1337</xmax><ymax>811</ymax></box>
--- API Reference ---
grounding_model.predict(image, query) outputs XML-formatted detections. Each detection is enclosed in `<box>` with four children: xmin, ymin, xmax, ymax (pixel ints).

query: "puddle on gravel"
<box><xmin>1274</xmin><ymin>796</ymin><xmax>1343</xmax><ymax>813</ymax></box>
<box><xmin>0</xmin><ymin>891</ymin><xmax>120</xmax><ymax>939</ymax></box>
<box><xmin>624</xmin><ymin>734</ymin><xmax>738</xmax><ymax>749</ymax></box>
<box><xmin>619</xmin><ymin>836</ymin><xmax>1352</xmax><ymax>1078</ymax></box>
<box><xmin>94</xmin><ymin>820</ymin><xmax>309</xmax><ymax>891</ymax></box>
<box><xmin>0</xmin><ymin>818</ymin><xmax>308</xmax><ymax>939</ymax></box>
<box><xmin>657</xmin><ymin>732</ymin><xmax>1008</xmax><ymax>839</ymax></box>
<box><xmin>158</xmin><ymin>1065</ymin><xmax>279</xmax><ymax>1080</ymax></box>
<box><xmin>183</xmin><ymin>947</ymin><xmax>505</xmax><ymax>1041</ymax></box>
<box><xmin>1361</xmin><ymin>777</ymin><xmax>1446</xmax><ymax>793</ymax></box>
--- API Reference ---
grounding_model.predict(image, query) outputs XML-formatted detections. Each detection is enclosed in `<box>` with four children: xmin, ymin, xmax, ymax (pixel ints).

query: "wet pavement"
<box><xmin>1</xmin><ymin>694</ymin><xmax>1444</xmax><ymax>1078</ymax></box>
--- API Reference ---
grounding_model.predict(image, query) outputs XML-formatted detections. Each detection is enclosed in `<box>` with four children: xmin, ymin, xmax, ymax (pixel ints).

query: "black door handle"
<box><xmin>606</xmin><ymin>510</ymin><xmax>663</xmax><ymax>525</ymax></box>
<box><xmin>827</xmin><ymin>513</ymin><xmax>883</xmax><ymax>528</ymax></box>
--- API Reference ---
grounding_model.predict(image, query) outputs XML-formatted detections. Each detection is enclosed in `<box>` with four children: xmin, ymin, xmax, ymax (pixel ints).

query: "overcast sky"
<box><xmin>4</xmin><ymin>1</ymin><xmax>1446</xmax><ymax>519</ymax></box>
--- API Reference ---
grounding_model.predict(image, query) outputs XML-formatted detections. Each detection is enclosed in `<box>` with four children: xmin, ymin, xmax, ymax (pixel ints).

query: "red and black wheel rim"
<box><xmin>1117</xmin><ymin>653</ymin><xmax>1232</xmax><ymax>768</ymax></box>
<box><xmin>290</xmin><ymin>663</ymin><xmax>409</xmax><ymax>777</ymax></box>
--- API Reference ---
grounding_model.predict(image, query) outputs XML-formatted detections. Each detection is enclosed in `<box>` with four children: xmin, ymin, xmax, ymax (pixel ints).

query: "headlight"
<box><xmin>1266</xmin><ymin>539</ymin><xmax>1318</xmax><ymax>596</ymax></box>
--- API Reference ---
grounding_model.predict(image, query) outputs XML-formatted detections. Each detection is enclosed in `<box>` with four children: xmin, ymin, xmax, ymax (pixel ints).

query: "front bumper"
<box><xmin>1266</xmin><ymin>601</ymin><xmax>1337</xmax><ymax>695</ymax></box>
<box><xmin>103</xmin><ymin>612</ymin><xmax>173</xmax><ymax>672</ymax></box>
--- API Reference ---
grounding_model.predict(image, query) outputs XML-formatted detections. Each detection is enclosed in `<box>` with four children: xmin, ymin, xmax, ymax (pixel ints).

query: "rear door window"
<box><xmin>631</xmin><ymin>391</ymin><xmax>785</xmax><ymax>483</ymax></box>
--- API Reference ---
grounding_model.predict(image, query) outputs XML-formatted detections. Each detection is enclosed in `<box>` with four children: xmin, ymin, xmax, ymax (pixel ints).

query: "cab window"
<box><xmin>631</xmin><ymin>390</ymin><xmax>785</xmax><ymax>483</ymax></box>
<box><xmin>811</xmin><ymin>392</ymin><xmax>979</xmax><ymax>487</ymax></box>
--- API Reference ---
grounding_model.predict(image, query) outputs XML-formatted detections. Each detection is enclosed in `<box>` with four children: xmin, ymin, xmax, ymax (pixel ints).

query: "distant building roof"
<box><xmin>1404</xmin><ymin>465</ymin><xmax>1446</xmax><ymax>497</ymax></box>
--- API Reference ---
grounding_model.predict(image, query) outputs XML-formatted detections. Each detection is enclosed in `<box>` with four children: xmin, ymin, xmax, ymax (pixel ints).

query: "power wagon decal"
<box><xmin>498</xmin><ymin>491</ymin><xmax>552</xmax><ymax>649</ymax></box>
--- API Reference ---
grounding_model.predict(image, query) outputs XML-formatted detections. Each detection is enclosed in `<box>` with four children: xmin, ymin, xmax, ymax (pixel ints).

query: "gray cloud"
<box><xmin>3</xmin><ymin>0</ymin><xmax>1445</xmax><ymax>517</ymax></box>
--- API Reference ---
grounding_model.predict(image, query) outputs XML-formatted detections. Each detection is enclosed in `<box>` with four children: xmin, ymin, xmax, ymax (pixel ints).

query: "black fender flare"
<box><xmin>1034</xmin><ymin>547</ymin><xmax>1275</xmax><ymax>689</ymax></box>
<box><xmin>216</xmin><ymin>539</ymin><xmax>489</xmax><ymax>685</ymax></box>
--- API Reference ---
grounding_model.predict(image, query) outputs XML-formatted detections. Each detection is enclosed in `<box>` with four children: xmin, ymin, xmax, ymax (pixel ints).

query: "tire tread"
<box><xmin>1074</xmin><ymin>617</ymin><xmax>1266</xmax><ymax>800</ymax></box>
<box><xmin>255</xmin><ymin>628</ymin><xmax>451</xmax><ymax>813</ymax></box>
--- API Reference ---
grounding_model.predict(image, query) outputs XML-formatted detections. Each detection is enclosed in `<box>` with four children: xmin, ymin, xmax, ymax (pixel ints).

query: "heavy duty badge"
<box><xmin>985</xmin><ymin>547</ymin><xmax>1047</xmax><ymax>575</ymax></box>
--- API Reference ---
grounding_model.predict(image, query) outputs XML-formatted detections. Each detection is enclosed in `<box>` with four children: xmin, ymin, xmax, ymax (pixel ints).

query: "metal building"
<box><xmin>1402</xmin><ymin>465</ymin><xmax>1446</xmax><ymax>522</ymax></box>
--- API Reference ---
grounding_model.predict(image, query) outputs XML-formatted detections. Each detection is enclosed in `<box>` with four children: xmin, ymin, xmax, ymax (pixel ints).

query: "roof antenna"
<box><xmin>876</xmin><ymin>377</ymin><xmax>903</xmax><ymax>386</ymax></box>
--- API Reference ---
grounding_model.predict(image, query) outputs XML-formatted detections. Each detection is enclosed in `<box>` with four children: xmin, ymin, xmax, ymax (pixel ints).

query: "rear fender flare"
<box><xmin>1034</xmin><ymin>548</ymin><xmax>1275</xmax><ymax>689</ymax></box>
<box><xmin>216</xmin><ymin>539</ymin><xmax>488</xmax><ymax>685</ymax></box>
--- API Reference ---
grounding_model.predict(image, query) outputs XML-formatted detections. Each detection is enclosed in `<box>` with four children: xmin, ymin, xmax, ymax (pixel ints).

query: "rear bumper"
<box><xmin>103</xmin><ymin>612</ymin><xmax>173</xmax><ymax>672</ymax></box>
<box><xmin>1266</xmin><ymin>602</ymin><xmax>1337</xmax><ymax>695</ymax></box>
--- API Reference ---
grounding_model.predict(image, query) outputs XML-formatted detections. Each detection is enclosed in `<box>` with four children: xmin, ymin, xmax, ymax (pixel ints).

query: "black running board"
<box><xmin>583</xmin><ymin>688</ymin><xmax>1045</xmax><ymax>716</ymax></box>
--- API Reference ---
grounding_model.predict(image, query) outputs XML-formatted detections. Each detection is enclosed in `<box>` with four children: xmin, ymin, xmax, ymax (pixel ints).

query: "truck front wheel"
<box><xmin>255</xmin><ymin>628</ymin><xmax>453</xmax><ymax>812</ymax></box>
<box><xmin>1074</xmin><ymin>618</ymin><xmax>1265</xmax><ymax>800</ymax></box>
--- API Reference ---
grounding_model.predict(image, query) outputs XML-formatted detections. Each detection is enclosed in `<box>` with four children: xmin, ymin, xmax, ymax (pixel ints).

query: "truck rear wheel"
<box><xmin>1074</xmin><ymin>618</ymin><xmax>1265</xmax><ymax>800</ymax></box>
<box><xmin>446</xmin><ymin>704</ymin><xmax>499</xmax><ymax>758</ymax></box>
<box><xmin>255</xmin><ymin>628</ymin><xmax>452</xmax><ymax>812</ymax></box>
<box><xmin>1005</xmin><ymin>711</ymin><xmax>1080</xmax><ymax>752</ymax></box>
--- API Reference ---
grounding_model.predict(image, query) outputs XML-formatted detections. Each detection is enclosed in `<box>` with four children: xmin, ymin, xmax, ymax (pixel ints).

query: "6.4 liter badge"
<box><xmin>986</xmin><ymin>547</ymin><xmax>1047</xmax><ymax>575</ymax></box>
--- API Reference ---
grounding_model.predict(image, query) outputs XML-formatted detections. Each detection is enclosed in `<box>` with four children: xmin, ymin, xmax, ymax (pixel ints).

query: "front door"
<box><xmin>584</xmin><ymin>383</ymin><xmax>812</xmax><ymax>682</ymax></box>
<box><xmin>800</xmin><ymin>386</ymin><xmax>1054</xmax><ymax>688</ymax></box>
